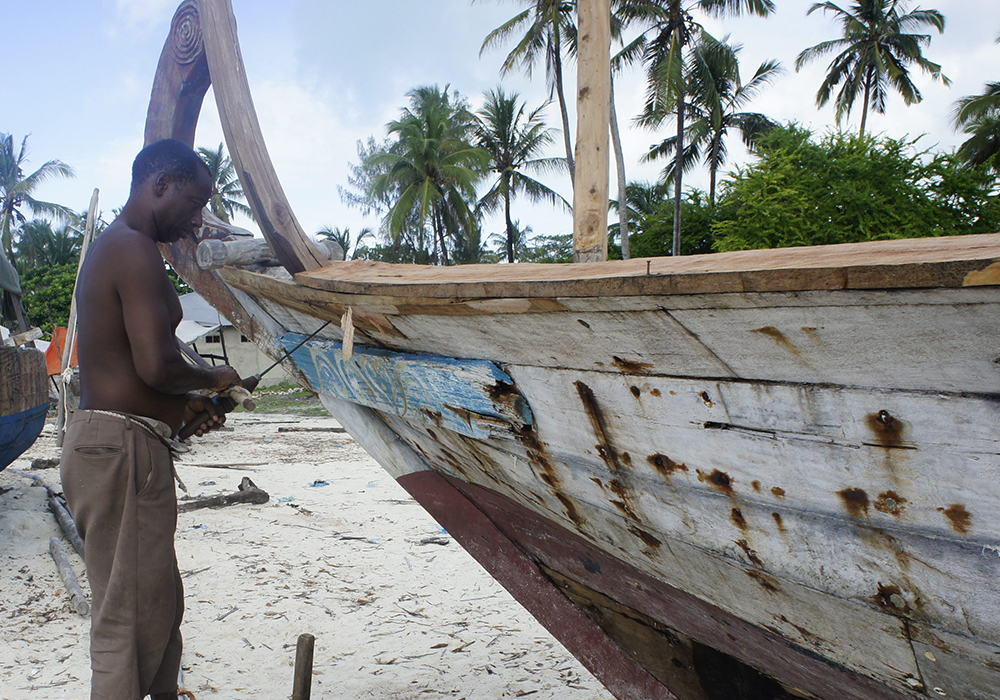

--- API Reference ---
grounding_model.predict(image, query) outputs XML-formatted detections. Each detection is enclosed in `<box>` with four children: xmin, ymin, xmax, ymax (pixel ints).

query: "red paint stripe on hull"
<box><xmin>399</xmin><ymin>470</ymin><xmax>917</xmax><ymax>700</ymax></box>
<box><xmin>396</xmin><ymin>470</ymin><xmax>676</xmax><ymax>700</ymax></box>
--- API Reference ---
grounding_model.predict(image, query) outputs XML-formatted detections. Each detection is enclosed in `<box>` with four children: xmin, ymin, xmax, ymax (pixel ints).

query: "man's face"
<box><xmin>156</xmin><ymin>167</ymin><xmax>213</xmax><ymax>243</ymax></box>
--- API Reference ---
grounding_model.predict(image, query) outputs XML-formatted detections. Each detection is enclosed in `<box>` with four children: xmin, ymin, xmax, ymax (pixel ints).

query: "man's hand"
<box><xmin>208</xmin><ymin>365</ymin><xmax>241</xmax><ymax>393</ymax></box>
<box><xmin>183</xmin><ymin>393</ymin><xmax>226</xmax><ymax>438</ymax></box>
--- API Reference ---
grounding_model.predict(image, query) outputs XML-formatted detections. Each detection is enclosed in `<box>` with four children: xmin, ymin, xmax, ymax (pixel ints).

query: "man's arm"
<box><xmin>117</xmin><ymin>236</ymin><xmax>238</xmax><ymax>394</ymax></box>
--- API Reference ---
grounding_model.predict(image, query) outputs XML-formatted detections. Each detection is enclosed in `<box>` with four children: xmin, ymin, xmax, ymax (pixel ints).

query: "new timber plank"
<box><xmin>294</xmin><ymin>233</ymin><xmax>1000</xmax><ymax>299</ymax></box>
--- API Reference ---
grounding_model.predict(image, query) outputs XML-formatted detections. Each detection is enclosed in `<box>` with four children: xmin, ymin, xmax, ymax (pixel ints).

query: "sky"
<box><xmin>2</xmin><ymin>0</ymin><xmax>998</xmax><ymax>252</ymax></box>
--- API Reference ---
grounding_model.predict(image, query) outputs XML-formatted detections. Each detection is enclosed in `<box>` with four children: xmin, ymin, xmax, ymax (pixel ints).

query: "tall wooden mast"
<box><xmin>572</xmin><ymin>0</ymin><xmax>611</xmax><ymax>263</ymax></box>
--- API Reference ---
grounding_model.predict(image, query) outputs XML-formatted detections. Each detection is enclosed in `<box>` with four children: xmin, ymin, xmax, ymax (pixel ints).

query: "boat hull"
<box><xmin>0</xmin><ymin>346</ymin><xmax>49</xmax><ymax>472</ymax></box>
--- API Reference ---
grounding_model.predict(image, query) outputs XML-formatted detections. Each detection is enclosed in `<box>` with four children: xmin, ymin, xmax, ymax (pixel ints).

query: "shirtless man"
<box><xmin>61</xmin><ymin>138</ymin><xmax>240</xmax><ymax>700</ymax></box>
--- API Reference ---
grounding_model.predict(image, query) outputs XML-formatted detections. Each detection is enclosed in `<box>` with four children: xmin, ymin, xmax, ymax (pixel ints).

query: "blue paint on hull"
<box><xmin>277</xmin><ymin>334</ymin><xmax>533</xmax><ymax>439</ymax></box>
<box><xmin>0</xmin><ymin>404</ymin><xmax>48</xmax><ymax>471</ymax></box>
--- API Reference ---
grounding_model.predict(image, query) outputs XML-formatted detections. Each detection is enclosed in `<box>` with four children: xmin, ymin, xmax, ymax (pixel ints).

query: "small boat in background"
<box><xmin>0</xmin><ymin>343</ymin><xmax>49</xmax><ymax>472</ymax></box>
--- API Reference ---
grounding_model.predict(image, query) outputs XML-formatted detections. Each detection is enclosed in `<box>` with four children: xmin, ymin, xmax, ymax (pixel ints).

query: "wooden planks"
<box><xmin>280</xmin><ymin>335</ymin><xmax>533</xmax><ymax>440</ymax></box>
<box><xmin>295</xmin><ymin>233</ymin><xmax>1000</xmax><ymax>299</ymax></box>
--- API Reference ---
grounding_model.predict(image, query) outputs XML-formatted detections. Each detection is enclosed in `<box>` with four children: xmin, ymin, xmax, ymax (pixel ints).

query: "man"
<box><xmin>61</xmin><ymin>138</ymin><xmax>241</xmax><ymax>700</ymax></box>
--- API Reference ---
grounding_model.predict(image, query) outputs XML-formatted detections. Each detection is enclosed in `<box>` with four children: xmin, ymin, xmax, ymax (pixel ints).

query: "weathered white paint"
<box><xmin>212</xmin><ymin>269</ymin><xmax>1000</xmax><ymax>698</ymax></box>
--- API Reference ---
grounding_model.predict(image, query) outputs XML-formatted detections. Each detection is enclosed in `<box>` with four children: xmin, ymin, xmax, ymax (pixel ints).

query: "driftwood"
<box><xmin>277</xmin><ymin>426</ymin><xmax>346</xmax><ymax>434</ymax></box>
<box><xmin>197</xmin><ymin>238</ymin><xmax>343</xmax><ymax>271</ymax></box>
<box><xmin>49</xmin><ymin>537</ymin><xmax>89</xmax><ymax>615</ymax></box>
<box><xmin>50</xmin><ymin>495</ymin><xmax>85</xmax><ymax>559</ymax></box>
<box><xmin>178</xmin><ymin>476</ymin><xmax>269</xmax><ymax>512</ymax></box>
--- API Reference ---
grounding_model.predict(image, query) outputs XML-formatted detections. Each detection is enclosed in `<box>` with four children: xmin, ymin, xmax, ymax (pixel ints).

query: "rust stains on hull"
<box><xmin>940</xmin><ymin>504</ymin><xmax>972</xmax><ymax>534</ymax></box>
<box><xmin>611</xmin><ymin>356</ymin><xmax>653</xmax><ymax>374</ymax></box>
<box><xmin>697</xmin><ymin>469</ymin><xmax>735</xmax><ymax>494</ymax></box>
<box><xmin>865</xmin><ymin>410</ymin><xmax>907</xmax><ymax>448</ymax></box>
<box><xmin>874</xmin><ymin>491</ymin><xmax>907</xmax><ymax>517</ymax></box>
<box><xmin>575</xmin><ymin>380</ymin><xmax>640</xmax><ymax>523</ymax></box>
<box><xmin>647</xmin><ymin>453</ymin><xmax>687</xmax><ymax>477</ymax></box>
<box><xmin>839</xmin><ymin>488</ymin><xmax>870</xmax><ymax>518</ymax></box>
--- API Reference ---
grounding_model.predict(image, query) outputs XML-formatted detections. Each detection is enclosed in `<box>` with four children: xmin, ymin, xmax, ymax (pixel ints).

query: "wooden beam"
<box><xmin>198</xmin><ymin>0</ymin><xmax>327</xmax><ymax>274</ymax></box>
<box><xmin>573</xmin><ymin>0</ymin><xmax>611</xmax><ymax>263</ymax></box>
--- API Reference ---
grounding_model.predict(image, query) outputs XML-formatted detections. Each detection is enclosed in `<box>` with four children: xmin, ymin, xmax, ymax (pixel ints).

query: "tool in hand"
<box><xmin>178</xmin><ymin>321</ymin><xmax>332</xmax><ymax>439</ymax></box>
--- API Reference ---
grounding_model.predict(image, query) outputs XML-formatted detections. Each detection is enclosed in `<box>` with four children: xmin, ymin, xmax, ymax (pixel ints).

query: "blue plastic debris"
<box><xmin>309</xmin><ymin>480</ymin><xmax>329</xmax><ymax>487</ymax></box>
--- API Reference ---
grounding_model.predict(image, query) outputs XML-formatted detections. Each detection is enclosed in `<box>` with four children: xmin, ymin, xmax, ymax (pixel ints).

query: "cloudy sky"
<box><xmin>3</xmin><ymin>0</ymin><xmax>998</xmax><ymax>249</ymax></box>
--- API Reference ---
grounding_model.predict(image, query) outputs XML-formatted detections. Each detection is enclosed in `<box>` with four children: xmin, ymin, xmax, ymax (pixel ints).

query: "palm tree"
<box><xmin>316</xmin><ymin>225</ymin><xmax>374</xmax><ymax>261</ymax></box>
<box><xmin>625</xmin><ymin>0</ymin><xmax>775</xmax><ymax>256</ymax></box>
<box><xmin>954</xmin><ymin>82</ymin><xmax>1000</xmax><ymax>174</ymax></box>
<box><xmin>480</xmin><ymin>0</ymin><xmax>578</xmax><ymax>186</ymax></box>
<box><xmin>795</xmin><ymin>0</ymin><xmax>949</xmax><ymax>137</ymax></box>
<box><xmin>953</xmin><ymin>36</ymin><xmax>1000</xmax><ymax>175</ymax></box>
<box><xmin>370</xmin><ymin>86</ymin><xmax>489</xmax><ymax>265</ymax></box>
<box><xmin>0</xmin><ymin>133</ymin><xmax>75</xmax><ymax>263</ymax></box>
<box><xmin>487</xmin><ymin>219</ymin><xmax>534</xmax><ymax>260</ymax></box>
<box><xmin>475</xmin><ymin>88</ymin><xmax>570</xmax><ymax>263</ymax></box>
<box><xmin>14</xmin><ymin>219</ymin><xmax>83</xmax><ymax>272</ymax></box>
<box><xmin>641</xmin><ymin>35</ymin><xmax>781</xmax><ymax>206</ymax></box>
<box><xmin>197</xmin><ymin>142</ymin><xmax>253</xmax><ymax>223</ymax></box>
<box><xmin>609</xmin><ymin>180</ymin><xmax>668</xmax><ymax>243</ymax></box>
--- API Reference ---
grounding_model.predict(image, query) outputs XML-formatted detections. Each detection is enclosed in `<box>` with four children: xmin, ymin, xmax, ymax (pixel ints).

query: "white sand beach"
<box><xmin>0</xmin><ymin>412</ymin><xmax>611</xmax><ymax>700</ymax></box>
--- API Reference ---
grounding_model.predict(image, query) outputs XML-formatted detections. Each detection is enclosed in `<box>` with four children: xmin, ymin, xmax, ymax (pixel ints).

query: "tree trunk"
<box><xmin>553</xmin><ymin>29</ymin><xmax>576</xmax><ymax>188</ymax></box>
<box><xmin>610</xmin><ymin>74</ymin><xmax>630</xmax><ymax>260</ymax></box>
<box><xmin>504</xmin><ymin>181</ymin><xmax>515</xmax><ymax>263</ymax></box>
<box><xmin>709</xmin><ymin>134</ymin><xmax>721</xmax><ymax>208</ymax></box>
<box><xmin>672</xmin><ymin>93</ymin><xmax>685</xmax><ymax>256</ymax></box>
<box><xmin>860</xmin><ymin>70</ymin><xmax>872</xmax><ymax>138</ymax></box>
<box><xmin>435</xmin><ymin>208</ymin><xmax>450</xmax><ymax>266</ymax></box>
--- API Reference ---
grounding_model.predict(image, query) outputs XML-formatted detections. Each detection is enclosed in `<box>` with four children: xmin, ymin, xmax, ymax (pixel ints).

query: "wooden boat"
<box><xmin>0</xmin><ymin>344</ymin><xmax>49</xmax><ymax>471</ymax></box>
<box><xmin>148</xmin><ymin>2</ymin><xmax>1000</xmax><ymax>699</ymax></box>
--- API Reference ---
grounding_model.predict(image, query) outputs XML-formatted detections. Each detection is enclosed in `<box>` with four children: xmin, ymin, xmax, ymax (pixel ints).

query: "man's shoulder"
<box><xmin>89</xmin><ymin>222</ymin><xmax>162</xmax><ymax>267</ymax></box>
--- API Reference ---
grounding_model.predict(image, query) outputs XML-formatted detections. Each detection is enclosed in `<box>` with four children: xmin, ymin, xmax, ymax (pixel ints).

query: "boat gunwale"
<box><xmin>291</xmin><ymin>233</ymin><xmax>1000</xmax><ymax>299</ymax></box>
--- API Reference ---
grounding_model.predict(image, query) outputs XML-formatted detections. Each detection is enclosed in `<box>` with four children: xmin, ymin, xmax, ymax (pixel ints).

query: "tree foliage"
<box><xmin>368</xmin><ymin>86</ymin><xmax>489</xmax><ymax>265</ymax></box>
<box><xmin>0</xmin><ymin>133</ymin><xmax>75</xmax><ymax>263</ymax></box>
<box><xmin>197</xmin><ymin>142</ymin><xmax>253</xmax><ymax>223</ymax></box>
<box><xmin>795</xmin><ymin>0</ymin><xmax>949</xmax><ymax>136</ymax></box>
<box><xmin>20</xmin><ymin>262</ymin><xmax>77</xmax><ymax>335</ymax></box>
<box><xmin>712</xmin><ymin>125</ymin><xmax>1000</xmax><ymax>251</ymax></box>
<box><xmin>476</xmin><ymin>87</ymin><xmax>568</xmax><ymax>262</ymax></box>
<box><xmin>640</xmin><ymin>34</ymin><xmax>781</xmax><ymax>206</ymax></box>
<box><xmin>953</xmin><ymin>74</ymin><xmax>1000</xmax><ymax>174</ymax></box>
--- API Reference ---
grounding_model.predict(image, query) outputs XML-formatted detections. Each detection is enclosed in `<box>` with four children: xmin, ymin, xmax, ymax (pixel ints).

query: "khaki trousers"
<box><xmin>61</xmin><ymin>410</ymin><xmax>183</xmax><ymax>700</ymax></box>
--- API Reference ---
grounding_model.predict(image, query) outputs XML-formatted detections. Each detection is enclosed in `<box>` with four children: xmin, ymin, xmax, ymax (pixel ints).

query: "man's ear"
<box><xmin>153</xmin><ymin>172</ymin><xmax>171</xmax><ymax>197</ymax></box>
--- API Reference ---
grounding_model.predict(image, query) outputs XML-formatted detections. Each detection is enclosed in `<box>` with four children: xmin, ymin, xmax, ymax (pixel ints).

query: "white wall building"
<box><xmin>178</xmin><ymin>293</ymin><xmax>294</xmax><ymax>387</ymax></box>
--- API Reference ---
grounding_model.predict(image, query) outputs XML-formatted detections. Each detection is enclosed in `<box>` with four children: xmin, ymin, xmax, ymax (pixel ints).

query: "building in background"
<box><xmin>178</xmin><ymin>293</ymin><xmax>294</xmax><ymax>387</ymax></box>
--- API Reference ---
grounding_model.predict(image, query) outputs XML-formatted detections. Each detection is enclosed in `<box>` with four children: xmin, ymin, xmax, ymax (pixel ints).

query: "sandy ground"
<box><xmin>0</xmin><ymin>412</ymin><xmax>611</xmax><ymax>700</ymax></box>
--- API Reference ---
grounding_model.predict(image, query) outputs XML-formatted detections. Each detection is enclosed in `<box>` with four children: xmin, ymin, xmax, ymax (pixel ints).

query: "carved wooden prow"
<box><xmin>146</xmin><ymin>0</ymin><xmax>325</xmax><ymax>275</ymax></box>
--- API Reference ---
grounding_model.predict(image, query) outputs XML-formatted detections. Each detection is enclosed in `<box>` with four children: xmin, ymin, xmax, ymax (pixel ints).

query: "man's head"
<box><xmin>131</xmin><ymin>139</ymin><xmax>213</xmax><ymax>243</ymax></box>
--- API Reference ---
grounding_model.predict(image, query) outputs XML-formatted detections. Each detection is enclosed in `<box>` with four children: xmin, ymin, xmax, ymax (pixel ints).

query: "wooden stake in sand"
<box><xmin>292</xmin><ymin>633</ymin><xmax>315</xmax><ymax>700</ymax></box>
<box><xmin>49</xmin><ymin>537</ymin><xmax>89</xmax><ymax>615</ymax></box>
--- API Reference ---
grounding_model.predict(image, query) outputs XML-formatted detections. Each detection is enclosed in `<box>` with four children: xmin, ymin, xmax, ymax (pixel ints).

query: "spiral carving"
<box><xmin>170</xmin><ymin>1</ymin><xmax>203</xmax><ymax>65</ymax></box>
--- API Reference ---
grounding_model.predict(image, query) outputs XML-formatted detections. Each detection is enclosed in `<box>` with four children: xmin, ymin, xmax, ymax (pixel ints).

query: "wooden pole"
<box><xmin>50</xmin><ymin>537</ymin><xmax>89</xmax><ymax>615</ymax></box>
<box><xmin>572</xmin><ymin>0</ymin><xmax>611</xmax><ymax>263</ymax></box>
<box><xmin>199</xmin><ymin>0</ymin><xmax>327</xmax><ymax>274</ymax></box>
<box><xmin>56</xmin><ymin>188</ymin><xmax>99</xmax><ymax>448</ymax></box>
<box><xmin>292</xmin><ymin>633</ymin><xmax>315</xmax><ymax>700</ymax></box>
